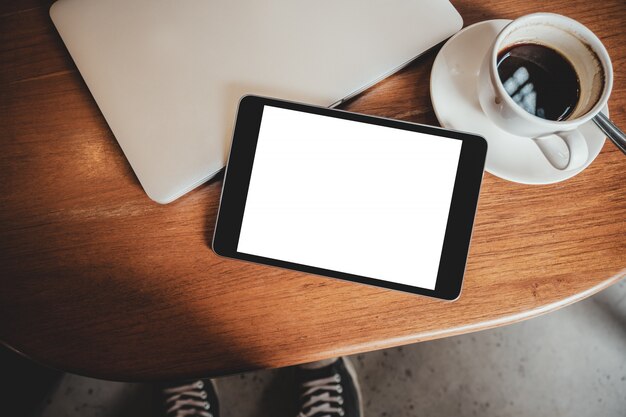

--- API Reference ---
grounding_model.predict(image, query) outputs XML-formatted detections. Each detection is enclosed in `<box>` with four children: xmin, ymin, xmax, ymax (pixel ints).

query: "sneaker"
<box><xmin>296</xmin><ymin>357</ymin><xmax>363</xmax><ymax>417</ymax></box>
<box><xmin>160</xmin><ymin>379</ymin><xmax>219</xmax><ymax>417</ymax></box>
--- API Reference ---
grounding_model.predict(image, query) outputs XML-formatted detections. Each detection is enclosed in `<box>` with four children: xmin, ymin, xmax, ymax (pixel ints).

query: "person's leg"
<box><xmin>159</xmin><ymin>379</ymin><xmax>219</xmax><ymax>417</ymax></box>
<box><xmin>295</xmin><ymin>357</ymin><xmax>363</xmax><ymax>417</ymax></box>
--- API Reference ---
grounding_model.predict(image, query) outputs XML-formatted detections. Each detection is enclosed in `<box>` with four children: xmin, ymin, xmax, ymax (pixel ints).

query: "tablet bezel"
<box><xmin>213</xmin><ymin>95</ymin><xmax>487</xmax><ymax>300</ymax></box>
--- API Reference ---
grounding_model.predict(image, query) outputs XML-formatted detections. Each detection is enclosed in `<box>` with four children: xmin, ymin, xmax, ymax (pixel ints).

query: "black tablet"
<box><xmin>213</xmin><ymin>96</ymin><xmax>487</xmax><ymax>300</ymax></box>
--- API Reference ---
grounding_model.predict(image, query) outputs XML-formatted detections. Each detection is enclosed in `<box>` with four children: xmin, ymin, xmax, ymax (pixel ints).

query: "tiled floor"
<box><xmin>35</xmin><ymin>279</ymin><xmax>626</xmax><ymax>417</ymax></box>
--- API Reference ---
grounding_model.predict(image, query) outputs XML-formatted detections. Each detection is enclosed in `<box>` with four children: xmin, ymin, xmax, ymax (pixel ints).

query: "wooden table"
<box><xmin>1</xmin><ymin>0</ymin><xmax>625</xmax><ymax>382</ymax></box>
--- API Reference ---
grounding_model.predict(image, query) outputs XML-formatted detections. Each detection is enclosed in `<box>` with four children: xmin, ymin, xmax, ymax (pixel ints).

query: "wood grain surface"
<box><xmin>1</xmin><ymin>0</ymin><xmax>625</xmax><ymax>382</ymax></box>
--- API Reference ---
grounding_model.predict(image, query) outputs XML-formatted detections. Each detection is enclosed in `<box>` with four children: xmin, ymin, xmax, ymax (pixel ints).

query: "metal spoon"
<box><xmin>592</xmin><ymin>112</ymin><xmax>626</xmax><ymax>154</ymax></box>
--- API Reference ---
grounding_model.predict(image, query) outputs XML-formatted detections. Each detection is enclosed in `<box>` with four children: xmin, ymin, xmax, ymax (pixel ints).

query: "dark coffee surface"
<box><xmin>497</xmin><ymin>43</ymin><xmax>580</xmax><ymax>121</ymax></box>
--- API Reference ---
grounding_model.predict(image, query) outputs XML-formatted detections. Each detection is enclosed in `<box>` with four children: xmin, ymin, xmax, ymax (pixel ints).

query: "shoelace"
<box><xmin>298</xmin><ymin>373</ymin><xmax>345</xmax><ymax>417</ymax></box>
<box><xmin>163</xmin><ymin>380</ymin><xmax>212</xmax><ymax>417</ymax></box>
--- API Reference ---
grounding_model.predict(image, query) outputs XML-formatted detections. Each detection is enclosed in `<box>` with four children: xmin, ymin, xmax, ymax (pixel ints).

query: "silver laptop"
<box><xmin>50</xmin><ymin>0</ymin><xmax>462</xmax><ymax>204</ymax></box>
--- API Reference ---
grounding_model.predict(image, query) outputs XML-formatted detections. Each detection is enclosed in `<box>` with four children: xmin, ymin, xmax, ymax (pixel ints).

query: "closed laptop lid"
<box><xmin>50</xmin><ymin>0</ymin><xmax>462</xmax><ymax>203</ymax></box>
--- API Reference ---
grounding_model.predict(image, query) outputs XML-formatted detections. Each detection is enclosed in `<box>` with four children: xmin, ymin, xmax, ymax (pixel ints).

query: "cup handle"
<box><xmin>534</xmin><ymin>129</ymin><xmax>589</xmax><ymax>171</ymax></box>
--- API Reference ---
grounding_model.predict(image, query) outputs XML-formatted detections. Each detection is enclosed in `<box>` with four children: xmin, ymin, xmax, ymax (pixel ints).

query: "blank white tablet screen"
<box><xmin>237</xmin><ymin>106</ymin><xmax>462</xmax><ymax>290</ymax></box>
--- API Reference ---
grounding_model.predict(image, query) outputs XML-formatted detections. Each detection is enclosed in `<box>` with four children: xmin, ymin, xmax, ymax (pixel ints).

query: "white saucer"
<box><xmin>430</xmin><ymin>20</ymin><xmax>607</xmax><ymax>184</ymax></box>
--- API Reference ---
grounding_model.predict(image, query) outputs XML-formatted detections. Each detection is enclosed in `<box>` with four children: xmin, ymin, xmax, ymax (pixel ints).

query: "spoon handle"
<box><xmin>592</xmin><ymin>112</ymin><xmax>626</xmax><ymax>155</ymax></box>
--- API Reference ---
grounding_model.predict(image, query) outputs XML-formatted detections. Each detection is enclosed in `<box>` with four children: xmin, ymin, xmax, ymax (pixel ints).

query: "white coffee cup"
<box><xmin>478</xmin><ymin>13</ymin><xmax>613</xmax><ymax>170</ymax></box>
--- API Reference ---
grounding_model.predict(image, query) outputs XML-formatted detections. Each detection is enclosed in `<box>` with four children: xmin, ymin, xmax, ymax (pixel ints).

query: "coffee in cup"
<box><xmin>478</xmin><ymin>13</ymin><xmax>613</xmax><ymax>171</ymax></box>
<box><xmin>497</xmin><ymin>43</ymin><xmax>580</xmax><ymax>121</ymax></box>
